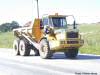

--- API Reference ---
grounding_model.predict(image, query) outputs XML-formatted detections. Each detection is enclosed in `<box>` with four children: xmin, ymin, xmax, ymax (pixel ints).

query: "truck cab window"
<box><xmin>51</xmin><ymin>17</ymin><xmax>67</xmax><ymax>28</ymax></box>
<box><xmin>43</xmin><ymin>18</ymin><xmax>48</xmax><ymax>25</ymax></box>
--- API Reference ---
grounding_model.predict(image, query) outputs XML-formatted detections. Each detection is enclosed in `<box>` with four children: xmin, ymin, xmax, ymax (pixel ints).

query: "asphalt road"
<box><xmin>0</xmin><ymin>48</ymin><xmax>100</xmax><ymax>75</ymax></box>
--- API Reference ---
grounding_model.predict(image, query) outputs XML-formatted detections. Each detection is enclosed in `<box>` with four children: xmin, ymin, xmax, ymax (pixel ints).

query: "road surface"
<box><xmin>0</xmin><ymin>48</ymin><xmax>100</xmax><ymax>75</ymax></box>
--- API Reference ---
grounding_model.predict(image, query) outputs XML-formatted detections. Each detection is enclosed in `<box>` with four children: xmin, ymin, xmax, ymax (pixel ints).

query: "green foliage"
<box><xmin>0</xmin><ymin>32</ymin><xmax>14</xmax><ymax>48</ymax></box>
<box><xmin>79</xmin><ymin>23</ymin><xmax>100</xmax><ymax>55</ymax></box>
<box><xmin>0</xmin><ymin>21</ymin><xmax>19</xmax><ymax>32</ymax></box>
<box><xmin>79</xmin><ymin>23</ymin><xmax>100</xmax><ymax>33</ymax></box>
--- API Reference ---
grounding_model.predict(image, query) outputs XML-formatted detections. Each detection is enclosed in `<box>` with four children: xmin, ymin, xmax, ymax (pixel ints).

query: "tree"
<box><xmin>0</xmin><ymin>21</ymin><xmax>20</xmax><ymax>32</ymax></box>
<box><xmin>10</xmin><ymin>21</ymin><xmax>20</xmax><ymax>30</ymax></box>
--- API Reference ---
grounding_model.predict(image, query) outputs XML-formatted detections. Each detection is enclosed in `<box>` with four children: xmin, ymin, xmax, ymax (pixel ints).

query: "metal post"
<box><xmin>36</xmin><ymin>0</ymin><xmax>39</xmax><ymax>19</ymax></box>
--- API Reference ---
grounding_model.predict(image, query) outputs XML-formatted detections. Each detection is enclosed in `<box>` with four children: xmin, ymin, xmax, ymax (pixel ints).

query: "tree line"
<box><xmin>0</xmin><ymin>21</ymin><xmax>20</xmax><ymax>32</ymax></box>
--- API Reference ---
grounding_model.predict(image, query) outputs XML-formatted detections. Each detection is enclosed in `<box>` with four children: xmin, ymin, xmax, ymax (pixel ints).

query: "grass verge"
<box><xmin>0</xmin><ymin>32</ymin><xmax>14</xmax><ymax>48</ymax></box>
<box><xmin>79</xmin><ymin>23</ymin><xmax>100</xmax><ymax>55</ymax></box>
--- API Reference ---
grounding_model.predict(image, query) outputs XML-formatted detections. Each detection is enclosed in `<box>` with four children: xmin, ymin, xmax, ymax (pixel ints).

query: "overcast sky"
<box><xmin>0</xmin><ymin>0</ymin><xmax>100</xmax><ymax>25</ymax></box>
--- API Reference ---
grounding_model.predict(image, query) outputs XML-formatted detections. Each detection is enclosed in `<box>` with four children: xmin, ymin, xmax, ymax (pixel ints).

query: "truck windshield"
<box><xmin>51</xmin><ymin>17</ymin><xmax>67</xmax><ymax>27</ymax></box>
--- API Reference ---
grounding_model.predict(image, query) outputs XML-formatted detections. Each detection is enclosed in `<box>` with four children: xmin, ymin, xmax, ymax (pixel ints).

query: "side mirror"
<box><xmin>73</xmin><ymin>20</ymin><xmax>76</xmax><ymax>29</ymax></box>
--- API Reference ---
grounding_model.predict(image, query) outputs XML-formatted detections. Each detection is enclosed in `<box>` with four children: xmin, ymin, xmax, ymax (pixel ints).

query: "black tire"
<box><xmin>13</xmin><ymin>39</ymin><xmax>20</xmax><ymax>55</ymax></box>
<box><xmin>64</xmin><ymin>48</ymin><xmax>78</xmax><ymax>59</ymax></box>
<box><xmin>39</xmin><ymin>39</ymin><xmax>53</xmax><ymax>59</ymax></box>
<box><xmin>19</xmin><ymin>40</ymin><xmax>30</xmax><ymax>56</ymax></box>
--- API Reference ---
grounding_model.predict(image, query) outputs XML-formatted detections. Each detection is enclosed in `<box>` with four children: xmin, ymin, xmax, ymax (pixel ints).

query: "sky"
<box><xmin>0</xmin><ymin>0</ymin><xmax>100</xmax><ymax>25</ymax></box>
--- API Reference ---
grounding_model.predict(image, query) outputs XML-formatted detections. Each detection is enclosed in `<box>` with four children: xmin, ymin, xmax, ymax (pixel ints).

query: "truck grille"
<box><xmin>67</xmin><ymin>41</ymin><xmax>78</xmax><ymax>44</ymax></box>
<box><xmin>67</xmin><ymin>32</ymin><xmax>78</xmax><ymax>38</ymax></box>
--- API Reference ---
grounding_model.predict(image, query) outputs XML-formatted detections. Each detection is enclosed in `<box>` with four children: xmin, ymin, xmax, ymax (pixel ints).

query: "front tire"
<box><xmin>19</xmin><ymin>40</ymin><xmax>30</xmax><ymax>56</ymax></box>
<box><xmin>39</xmin><ymin>39</ymin><xmax>53</xmax><ymax>59</ymax></box>
<box><xmin>64</xmin><ymin>48</ymin><xmax>78</xmax><ymax>59</ymax></box>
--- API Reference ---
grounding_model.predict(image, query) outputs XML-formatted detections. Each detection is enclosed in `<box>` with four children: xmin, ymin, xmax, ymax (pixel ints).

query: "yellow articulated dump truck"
<box><xmin>13</xmin><ymin>13</ymin><xmax>84</xmax><ymax>59</ymax></box>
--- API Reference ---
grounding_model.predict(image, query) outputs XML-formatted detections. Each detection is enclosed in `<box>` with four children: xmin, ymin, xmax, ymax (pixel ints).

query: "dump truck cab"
<box><xmin>41</xmin><ymin>14</ymin><xmax>82</xmax><ymax>49</ymax></box>
<box><xmin>36</xmin><ymin>13</ymin><xmax>83</xmax><ymax>58</ymax></box>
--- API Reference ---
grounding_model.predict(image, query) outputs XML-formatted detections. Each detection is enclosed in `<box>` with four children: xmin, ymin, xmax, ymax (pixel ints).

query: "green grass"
<box><xmin>79</xmin><ymin>23</ymin><xmax>100</xmax><ymax>55</ymax></box>
<box><xmin>0</xmin><ymin>32</ymin><xmax>14</xmax><ymax>48</ymax></box>
<box><xmin>79</xmin><ymin>23</ymin><xmax>100</xmax><ymax>33</ymax></box>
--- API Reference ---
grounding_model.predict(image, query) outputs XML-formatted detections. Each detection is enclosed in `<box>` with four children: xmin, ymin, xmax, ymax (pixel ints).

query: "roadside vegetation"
<box><xmin>0</xmin><ymin>32</ymin><xmax>14</xmax><ymax>48</ymax></box>
<box><xmin>79</xmin><ymin>23</ymin><xmax>100</xmax><ymax>55</ymax></box>
<box><xmin>0</xmin><ymin>21</ymin><xmax>19</xmax><ymax>32</ymax></box>
<box><xmin>0</xmin><ymin>21</ymin><xmax>19</xmax><ymax>48</ymax></box>
<box><xmin>0</xmin><ymin>23</ymin><xmax>100</xmax><ymax>55</ymax></box>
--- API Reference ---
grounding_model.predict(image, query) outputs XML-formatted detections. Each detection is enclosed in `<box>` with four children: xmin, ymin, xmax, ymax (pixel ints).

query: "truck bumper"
<box><xmin>49</xmin><ymin>39</ymin><xmax>84</xmax><ymax>51</ymax></box>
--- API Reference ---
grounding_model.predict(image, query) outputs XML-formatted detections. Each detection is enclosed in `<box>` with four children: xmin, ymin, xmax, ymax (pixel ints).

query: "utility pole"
<box><xmin>36</xmin><ymin>0</ymin><xmax>39</xmax><ymax>19</ymax></box>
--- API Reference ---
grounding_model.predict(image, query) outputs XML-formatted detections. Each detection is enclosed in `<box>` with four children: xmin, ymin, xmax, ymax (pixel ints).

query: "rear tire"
<box><xmin>64</xmin><ymin>48</ymin><xmax>78</xmax><ymax>59</ymax></box>
<box><xmin>39</xmin><ymin>39</ymin><xmax>53</xmax><ymax>59</ymax></box>
<box><xmin>13</xmin><ymin>39</ymin><xmax>20</xmax><ymax>55</ymax></box>
<box><xmin>19</xmin><ymin>40</ymin><xmax>30</xmax><ymax>56</ymax></box>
